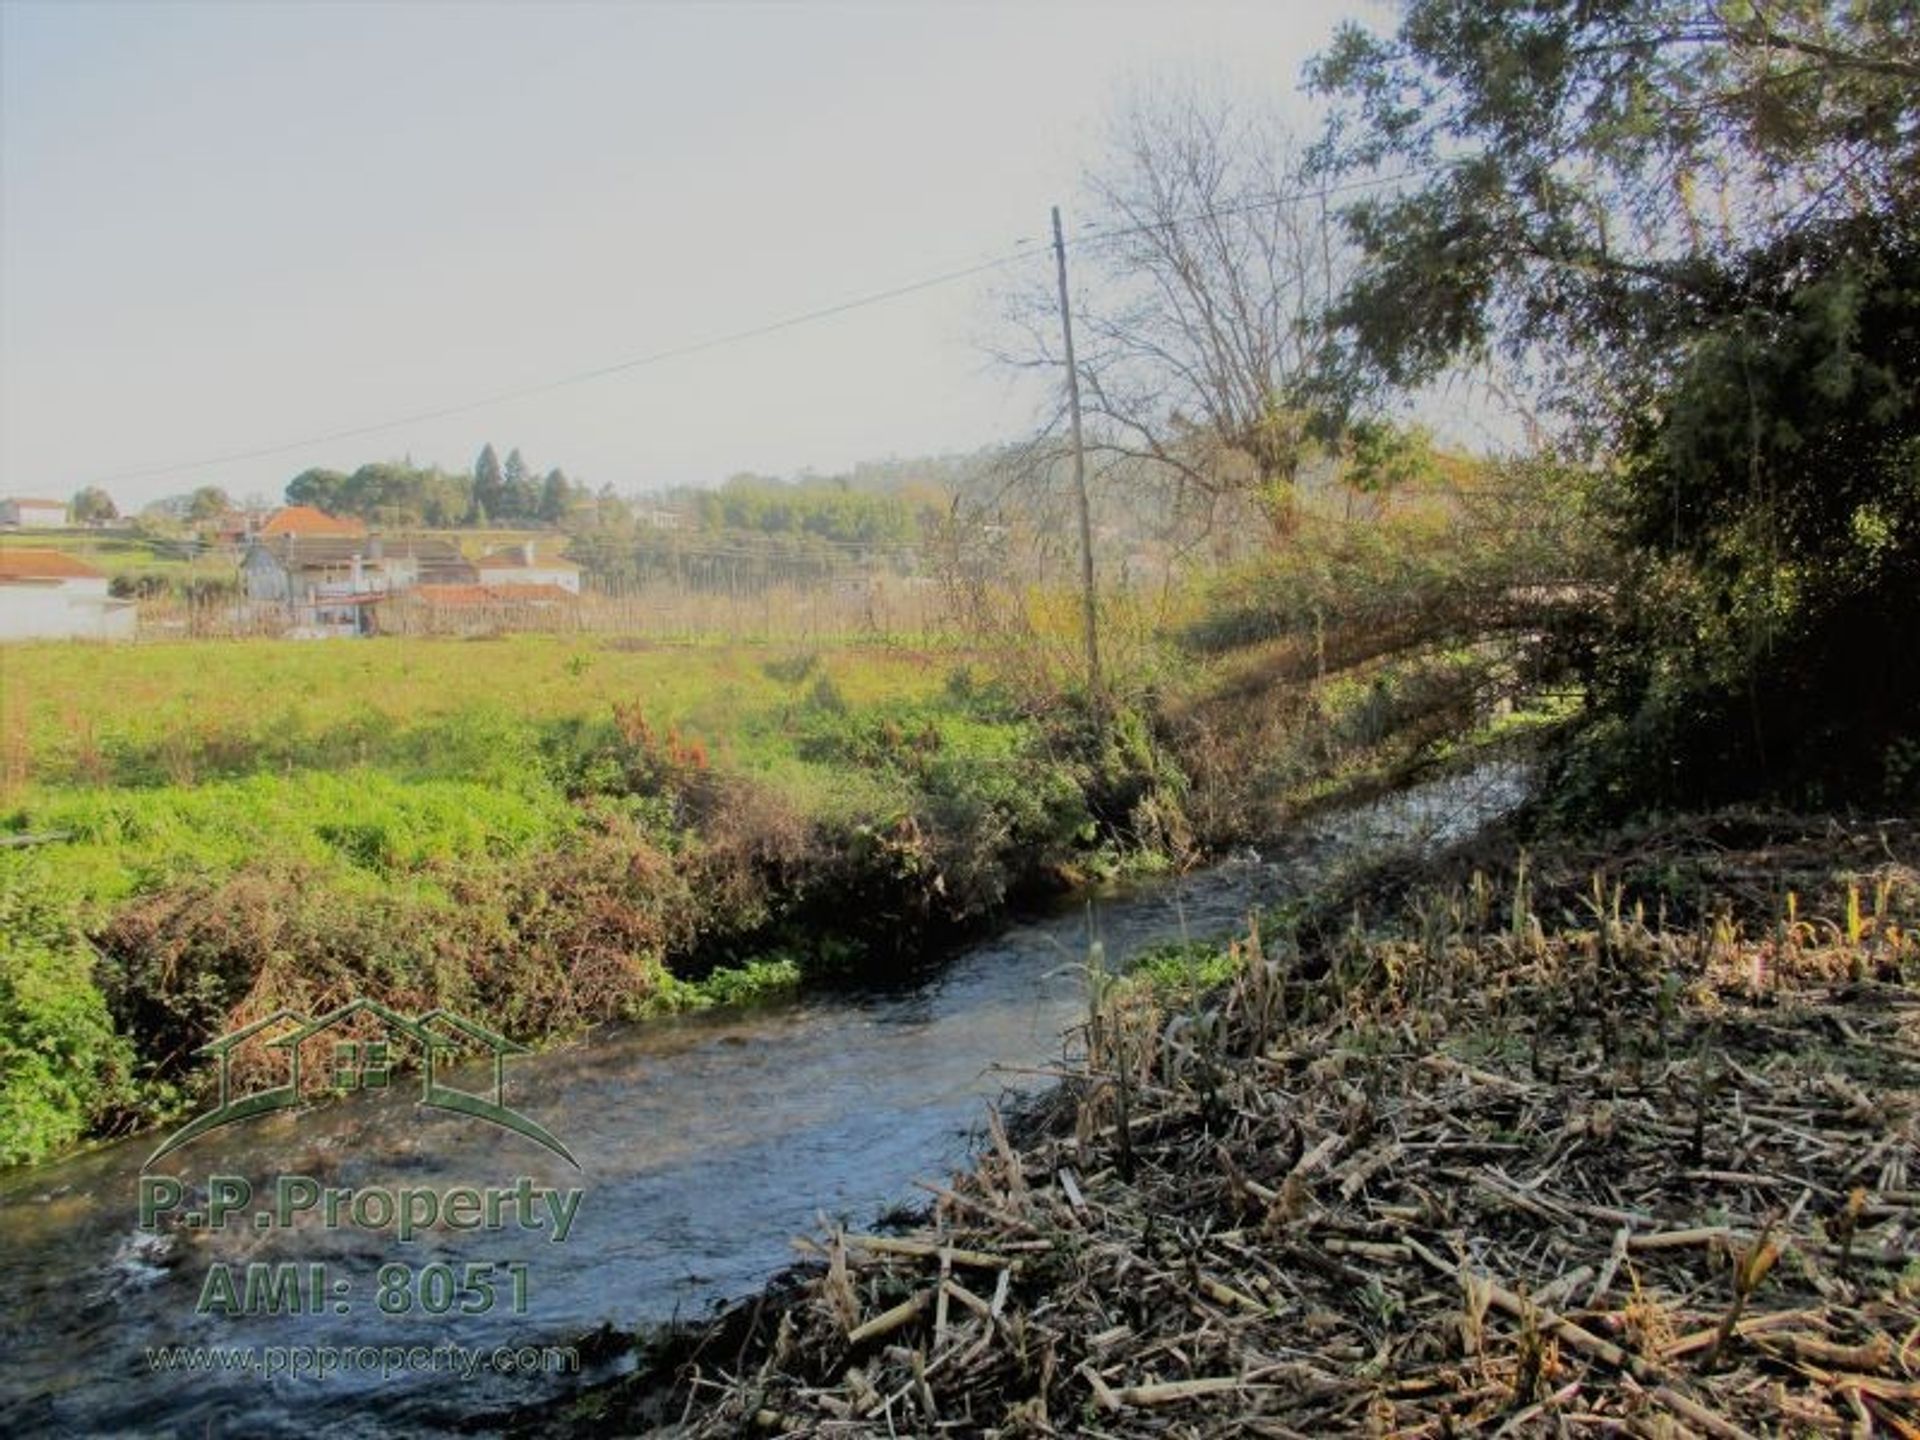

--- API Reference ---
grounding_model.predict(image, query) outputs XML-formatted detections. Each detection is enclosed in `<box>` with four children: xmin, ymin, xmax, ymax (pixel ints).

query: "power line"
<box><xmin>1066</xmin><ymin>165</ymin><xmax>1439</xmax><ymax>253</ymax></box>
<box><xmin>85</xmin><ymin>165</ymin><xmax>1435</xmax><ymax>491</ymax></box>
<box><xmin>90</xmin><ymin>249</ymin><xmax>1039</xmax><ymax>488</ymax></box>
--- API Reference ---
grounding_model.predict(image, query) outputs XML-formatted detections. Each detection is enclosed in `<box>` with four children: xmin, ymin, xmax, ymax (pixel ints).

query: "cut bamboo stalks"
<box><xmin>630</xmin><ymin>824</ymin><xmax>1920</xmax><ymax>1438</ymax></box>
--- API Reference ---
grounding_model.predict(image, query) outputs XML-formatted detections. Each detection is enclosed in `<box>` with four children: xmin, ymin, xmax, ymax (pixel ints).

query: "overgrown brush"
<box><xmin>0</xmin><ymin>862</ymin><xmax>133</xmax><ymax>1164</ymax></box>
<box><xmin>1</xmin><ymin>649</ymin><xmax>1174</xmax><ymax>1164</ymax></box>
<box><xmin>1160</xmin><ymin>463</ymin><xmax>1603</xmax><ymax>843</ymax></box>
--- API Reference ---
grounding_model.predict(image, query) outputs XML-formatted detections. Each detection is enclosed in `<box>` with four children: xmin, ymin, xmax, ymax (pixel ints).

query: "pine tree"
<box><xmin>470</xmin><ymin>444</ymin><xmax>504</xmax><ymax>525</ymax></box>
<box><xmin>539</xmin><ymin>468</ymin><xmax>571</xmax><ymax>524</ymax></box>
<box><xmin>503</xmin><ymin>448</ymin><xmax>537</xmax><ymax>520</ymax></box>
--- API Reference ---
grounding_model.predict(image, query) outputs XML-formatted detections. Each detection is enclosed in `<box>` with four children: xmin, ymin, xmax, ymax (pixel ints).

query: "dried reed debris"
<box><xmin>650</xmin><ymin>828</ymin><xmax>1920</xmax><ymax>1436</ymax></box>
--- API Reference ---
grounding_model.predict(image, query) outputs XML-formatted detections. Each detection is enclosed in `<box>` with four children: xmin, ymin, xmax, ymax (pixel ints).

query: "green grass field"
<box><xmin>5</xmin><ymin>634</ymin><xmax>951</xmax><ymax>782</ymax></box>
<box><xmin>0</xmin><ymin>529</ymin><xmax>202</xmax><ymax>578</ymax></box>
<box><xmin>0</xmin><ymin>634</ymin><xmax>1034</xmax><ymax>900</ymax></box>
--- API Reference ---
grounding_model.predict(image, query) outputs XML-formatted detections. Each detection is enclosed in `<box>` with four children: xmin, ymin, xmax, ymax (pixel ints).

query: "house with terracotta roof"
<box><xmin>240</xmin><ymin>532</ymin><xmax>477</xmax><ymax>635</ymax></box>
<box><xmin>0</xmin><ymin>548</ymin><xmax>136</xmax><ymax>640</ymax></box>
<box><xmin>256</xmin><ymin>505</ymin><xmax>367</xmax><ymax>539</ymax></box>
<box><xmin>0</xmin><ymin>497</ymin><xmax>69</xmax><ymax>529</ymax></box>
<box><xmin>475</xmin><ymin>540</ymin><xmax>582</xmax><ymax>595</ymax></box>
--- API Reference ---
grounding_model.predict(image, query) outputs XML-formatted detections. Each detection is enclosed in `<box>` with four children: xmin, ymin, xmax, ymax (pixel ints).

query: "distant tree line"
<box><xmin>687</xmin><ymin>473</ymin><xmax>944</xmax><ymax>547</ymax></box>
<box><xmin>284</xmin><ymin>444</ymin><xmax>588</xmax><ymax>527</ymax></box>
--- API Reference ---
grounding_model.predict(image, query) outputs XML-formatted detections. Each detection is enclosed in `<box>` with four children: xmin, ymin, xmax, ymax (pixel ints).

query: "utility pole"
<box><xmin>1051</xmin><ymin>204</ymin><xmax>1102</xmax><ymax>714</ymax></box>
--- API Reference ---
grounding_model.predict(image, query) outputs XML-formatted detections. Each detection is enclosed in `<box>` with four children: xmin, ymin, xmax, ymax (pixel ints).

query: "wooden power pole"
<box><xmin>1051</xmin><ymin>205</ymin><xmax>1102</xmax><ymax>712</ymax></box>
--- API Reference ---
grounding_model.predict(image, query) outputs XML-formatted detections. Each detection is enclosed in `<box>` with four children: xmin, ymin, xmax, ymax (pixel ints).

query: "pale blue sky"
<box><xmin>2</xmin><ymin>1</ymin><xmax>1367</xmax><ymax>508</ymax></box>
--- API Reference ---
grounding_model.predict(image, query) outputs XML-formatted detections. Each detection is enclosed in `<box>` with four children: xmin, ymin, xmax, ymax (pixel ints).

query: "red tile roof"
<box><xmin>0</xmin><ymin>548</ymin><xmax>105</xmax><ymax>579</ymax></box>
<box><xmin>258</xmin><ymin>506</ymin><xmax>367</xmax><ymax>537</ymax></box>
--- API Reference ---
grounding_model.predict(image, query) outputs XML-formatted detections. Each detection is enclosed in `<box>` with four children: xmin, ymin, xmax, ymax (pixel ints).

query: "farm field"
<box><xmin>0</xmin><ymin>527</ymin><xmax>200</xmax><ymax>578</ymax></box>
<box><xmin>3</xmin><ymin>633</ymin><xmax>963</xmax><ymax>794</ymax></box>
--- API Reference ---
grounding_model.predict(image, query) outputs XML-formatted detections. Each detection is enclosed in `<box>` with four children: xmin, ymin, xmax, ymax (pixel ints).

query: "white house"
<box><xmin>0</xmin><ymin>549</ymin><xmax>136</xmax><ymax>640</ymax></box>
<box><xmin>475</xmin><ymin>542</ymin><xmax>582</xmax><ymax>594</ymax></box>
<box><xmin>0</xmin><ymin>497</ymin><xmax>68</xmax><ymax>528</ymax></box>
<box><xmin>240</xmin><ymin>533</ymin><xmax>477</xmax><ymax>635</ymax></box>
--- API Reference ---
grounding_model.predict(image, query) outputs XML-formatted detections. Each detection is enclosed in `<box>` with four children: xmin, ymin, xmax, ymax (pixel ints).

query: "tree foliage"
<box><xmin>1565</xmin><ymin>217</ymin><xmax>1920</xmax><ymax>812</ymax></box>
<box><xmin>503</xmin><ymin>447</ymin><xmax>537</xmax><ymax>519</ymax></box>
<box><xmin>69</xmin><ymin>486</ymin><xmax>118</xmax><ymax>524</ymax></box>
<box><xmin>471</xmin><ymin>443</ymin><xmax>505</xmax><ymax>524</ymax></box>
<box><xmin>1311</xmin><ymin>0</ymin><xmax>1920</xmax><ymax>813</ymax></box>
<box><xmin>1310</xmin><ymin>0</ymin><xmax>1918</xmax><ymax>416</ymax></box>
<box><xmin>696</xmin><ymin>473</ymin><xmax>932</xmax><ymax>547</ymax></box>
<box><xmin>282</xmin><ymin>444</ymin><xmax>585</xmax><ymax>528</ymax></box>
<box><xmin>185</xmin><ymin>485</ymin><xmax>233</xmax><ymax>522</ymax></box>
<box><xmin>286</xmin><ymin>467</ymin><xmax>350</xmax><ymax>514</ymax></box>
<box><xmin>0</xmin><ymin>864</ymin><xmax>131</xmax><ymax>1166</ymax></box>
<box><xmin>539</xmin><ymin>468</ymin><xmax>572</xmax><ymax>523</ymax></box>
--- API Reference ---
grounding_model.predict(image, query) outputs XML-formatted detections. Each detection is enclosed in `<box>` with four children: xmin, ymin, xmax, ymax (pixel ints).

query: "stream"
<box><xmin>0</xmin><ymin>764</ymin><xmax>1525</xmax><ymax>1438</ymax></box>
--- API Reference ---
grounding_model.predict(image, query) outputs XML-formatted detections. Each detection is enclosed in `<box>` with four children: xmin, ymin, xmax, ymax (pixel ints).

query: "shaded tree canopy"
<box><xmin>1310</xmin><ymin>0</ymin><xmax>1920</xmax><ymax>813</ymax></box>
<box><xmin>286</xmin><ymin>467</ymin><xmax>349</xmax><ymax>513</ymax></box>
<box><xmin>1308</xmin><ymin>0</ymin><xmax>1918</xmax><ymax>421</ymax></box>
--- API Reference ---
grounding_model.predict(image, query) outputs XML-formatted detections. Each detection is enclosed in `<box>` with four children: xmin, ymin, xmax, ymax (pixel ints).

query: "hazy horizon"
<box><xmin>2</xmin><ymin>1</ymin><xmax>1370</xmax><ymax>513</ymax></box>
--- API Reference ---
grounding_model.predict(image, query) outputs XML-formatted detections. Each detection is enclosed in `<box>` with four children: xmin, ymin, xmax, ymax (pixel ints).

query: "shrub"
<box><xmin>453</xmin><ymin>822</ymin><xmax>700</xmax><ymax>1031</ymax></box>
<box><xmin>0</xmin><ymin>862</ymin><xmax>132</xmax><ymax>1165</ymax></box>
<box><xmin>95</xmin><ymin>864</ymin><xmax>460</xmax><ymax>1097</ymax></box>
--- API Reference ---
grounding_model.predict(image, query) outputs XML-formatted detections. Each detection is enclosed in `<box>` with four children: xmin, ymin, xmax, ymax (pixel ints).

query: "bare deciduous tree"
<box><xmin>996</xmin><ymin>83</ymin><xmax>1350</xmax><ymax>539</ymax></box>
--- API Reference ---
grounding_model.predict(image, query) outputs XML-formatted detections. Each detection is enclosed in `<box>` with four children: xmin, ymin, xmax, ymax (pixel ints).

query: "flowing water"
<box><xmin>0</xmin><ymin>765</ymin><xmax>1525</xmax><ymax>1438</ymax></box>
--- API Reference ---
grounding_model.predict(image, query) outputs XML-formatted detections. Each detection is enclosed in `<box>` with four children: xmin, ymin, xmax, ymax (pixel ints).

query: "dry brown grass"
<box><xmin>571</xmin><ymin>820</ymin><xmax>1920</xmax><ymax>1438</ymax></box>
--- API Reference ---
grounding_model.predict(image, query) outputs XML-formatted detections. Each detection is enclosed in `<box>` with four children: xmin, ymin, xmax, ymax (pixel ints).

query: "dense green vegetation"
<box><xmin>688</xmin><ymin>472</ymin><xmax>944</xmax><ymax>547</ymax></box>
<box><xmin>1309</xmin><ymin>0</ymin><xmax>1918</xmax><ymax>817</ymax></box>
<box><xmin>0</xmin><ymin>637</ymin><xmax>1187</xmax><ymax>1165</ymax></box>
<box><xmin>1565</xmin><ymin>218</ymin><xmax>1920</xmax><ymax>814</ymax></box>
<box><xmin>0</xmin><ymin>858</ymin><xmax>133</xmax><ymax>1166</ymax></box>
<box><xmin>280</xmin><ymin>443</ymin><xmax>588</xmax><ymax>528</ymax></box>
<box><xmin>957</xmin><ymin>3</ymin><xmax>1919</xmax><ymax>835</ymax></box>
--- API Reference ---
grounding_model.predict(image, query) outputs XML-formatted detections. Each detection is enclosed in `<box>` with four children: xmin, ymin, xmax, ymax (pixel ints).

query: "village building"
<box><xmin>199</xmin><ymin>509</ymin><xmax>265</xmax><ymax>549</ymax></box>
<box><xmin>0</xmin><ymin>549</ymin><xmax>137</xmax><ymax>641</ymax></box>
<box><xmin>256</xmin><ymin>505</ymin><xmax>367</xmax><ymax>539</ymax></box>
<box><xmin>240</xmin><ymin>533</ymin><xmax>476</xmax><ymax>636</ymax></box>
<box><xmin>0</xmin><ymin>497</ymin><xmax>69</xmax><ymax>529</ymax></box>
<box><xmin>475</xmin><ymin>541</ymin><xmax>583</xmax><ymax>594</ymax></box>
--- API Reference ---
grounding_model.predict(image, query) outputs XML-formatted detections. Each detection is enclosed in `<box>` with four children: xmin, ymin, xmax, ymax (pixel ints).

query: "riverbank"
<box><xmin>1</xmin><ymin>636</ymin><xmax>1192</xmax><ymax>1167</ymax></box>
<box><xmin>515</xmin><ymin>811</ymin><xmax>1920</xmax><ymax>1436</ymax></box>
<box><xmin>0</xmin><ymin>839</ymin><xmax>1308</xmax><ymax>1438</ymax></box>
